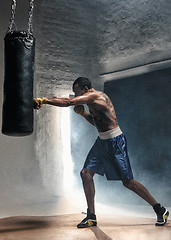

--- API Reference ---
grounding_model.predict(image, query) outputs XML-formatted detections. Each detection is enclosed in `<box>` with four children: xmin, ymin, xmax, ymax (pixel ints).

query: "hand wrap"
<box><xmin>33</xmin><ymin>97</ymin><xmax>48</xmax><ymax>110</ymax></box>
<box><xmin>74</xmin><ymin>105</ymin><xmax>87</xmax><ymax>117</ymax></box>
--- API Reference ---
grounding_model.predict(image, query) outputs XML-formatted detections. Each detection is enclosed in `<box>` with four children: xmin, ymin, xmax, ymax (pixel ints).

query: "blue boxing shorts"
<box><xmin>83</xmin><ymin>127</ymin><xmax>133</xmax><ymax>180</ymax></box>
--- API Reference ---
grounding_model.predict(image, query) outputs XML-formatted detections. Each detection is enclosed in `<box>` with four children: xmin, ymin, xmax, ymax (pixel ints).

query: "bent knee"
<box><xmin>122</xmin><ymin>180</ymin><xmax>129</xmax><ymax>188</ymax></box>
<box><xmin>123</xmin><ymin>179</ymin><xmax>139</xmax><ymax>191</ymax></box>
<box><xmin>80</xmin><ymin>168</ymin><xmax>94</xmax><ymax>181</ymax></box>
<box><xmin>122</xmin><ymin>179</ymin><xmax>133</xmax><ymax>188</ymax></box>
<box><xmin>80</xmin><ymin>169</ymin><xmax>85</xmax><ymax>179</ymax></box>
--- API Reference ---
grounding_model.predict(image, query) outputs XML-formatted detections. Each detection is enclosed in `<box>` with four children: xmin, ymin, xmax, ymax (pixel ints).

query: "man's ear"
<box><xmin>85</xmin><ymin>86</ymin><xmax>89</xmax><ymax>91</ymax></box>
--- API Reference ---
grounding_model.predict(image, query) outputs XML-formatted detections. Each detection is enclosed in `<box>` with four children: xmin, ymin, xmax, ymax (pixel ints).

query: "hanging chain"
<box><xmin>8</xmin><ymin>0</ymin><xmax>17</xmax><ymax>32</ymax></box>
<box><xmin>7</xmin><ymin>0</ymin><xmax>34</xmax><ymax>34</ymax></box>
<box><xmin>28</xmin><ymin>0</ymin><xmax>34</xmax><ymax>34</ymax></box>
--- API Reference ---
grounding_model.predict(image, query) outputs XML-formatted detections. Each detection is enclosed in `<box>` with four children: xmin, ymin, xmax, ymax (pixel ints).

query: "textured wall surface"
<box><xmin>33</xmin><ymin>0</ymin><xmax>98</xmax><ymax>197</ymax></box>
<box><xmin>97</xmin><ymin>0</ymin><xmax>171</xmax><ymax>74</ymax></box>
<box><xmin>0</xmin><ymin>0</ymin><xmax>43</xmax><ymax>213</ymax></box>
<box><xmin>34</xmin><ymin>0</ymin><xmax>98</xmax><ymax>94</ymax></box>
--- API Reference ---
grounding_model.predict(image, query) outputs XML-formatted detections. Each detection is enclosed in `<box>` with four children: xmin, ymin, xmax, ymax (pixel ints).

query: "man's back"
<box><xmin>85</xmin><ymin>89</ymin><xmax>118</xmax><ymax>132</ymax></box>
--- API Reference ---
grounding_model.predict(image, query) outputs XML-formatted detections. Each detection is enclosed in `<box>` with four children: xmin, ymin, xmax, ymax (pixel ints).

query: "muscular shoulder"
<box><xmin>101</xmin><ymin>92</ymin><xmax>113</xmax><ymax>107</ymax></box>
<box><xmin>94</xmin><ymin>91</ymin><xmax>113</xmax><ymax>108</ymax></box>
<box><xmin>82</xmin><ymin>89</ymin><xmax>113</xmax><ymax>107</ymax></box>
<box><xmin>83</xmin><ymin>89</ymin><xmax>100</xmax><ymax>100</ymax></box>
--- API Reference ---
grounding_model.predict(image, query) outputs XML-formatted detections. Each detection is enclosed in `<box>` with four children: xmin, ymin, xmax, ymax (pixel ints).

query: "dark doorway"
<box><xmin>104</xmin><ymin>67</ymin><xmax>171</xmax><ymax>204</ymax></box>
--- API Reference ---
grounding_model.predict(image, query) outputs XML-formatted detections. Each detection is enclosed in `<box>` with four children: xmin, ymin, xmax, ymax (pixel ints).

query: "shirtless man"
<box><xmin>34</xmin><ymin>77</ymin><xmax>169</xmax><ymax>228</ymax></box>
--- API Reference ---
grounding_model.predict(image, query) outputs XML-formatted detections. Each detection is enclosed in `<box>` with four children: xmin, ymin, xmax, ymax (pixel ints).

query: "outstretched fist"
<box><xmin>33</xmin><ymin>97</ymin><xmax>48</xmax><ymax>110</ymax></box>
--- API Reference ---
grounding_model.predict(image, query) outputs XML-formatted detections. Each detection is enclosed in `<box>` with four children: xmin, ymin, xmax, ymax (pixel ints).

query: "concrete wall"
<box><xmin>97</xmin><ymin>0</ymin><xmax>171</xmax><ymax>76</ymax></box>
<box><xmin>0</xmin><ymin>0</ymin><xmax>44</xmax><ymax>214</ymax></box>
<box><xmin>0</xmin><ymin>0</ymin><xmax>99</xmax><ymax>216</ymax></box>
<box><xmin>71</xmin><ymin>0</ymin><xmax>171</xmax><ymax>208</ymax></box>
<box><xmin>33</xmin><ymin>0</ymin><xmax>98</xmax><ymax>196</ymax></box>
<box><xmin>0</xmin><ymin>0</ymin><xmax>170</xmax><ymax>217</ymax></box>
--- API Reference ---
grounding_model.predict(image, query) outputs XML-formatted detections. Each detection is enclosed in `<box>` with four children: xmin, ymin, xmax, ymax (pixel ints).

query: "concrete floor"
<box><xmin>0</xmin><ymin>214</ymin><xmax>170</xmax><ymax>240</ymax></box>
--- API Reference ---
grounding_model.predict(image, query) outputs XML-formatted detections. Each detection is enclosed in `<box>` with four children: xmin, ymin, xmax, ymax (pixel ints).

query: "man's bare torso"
<box><xmin>86</xmin><ymin>89</ymin><xmax>118</xmax><ymax>132</ymax></box>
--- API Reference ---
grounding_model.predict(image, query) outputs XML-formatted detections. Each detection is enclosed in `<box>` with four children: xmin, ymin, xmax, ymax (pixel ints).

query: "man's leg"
<box><xmin>80</xmin><ymin>168</ymin><xmax>96</xmax><ymax>213</ymax></box>
<box><xmin>77</xmin><ymin>168</ymin><xmax>97</xmax><ymax>228</ymax></box>
<box><xmin>123</xmin><ymin>179</ymin><xmax>169</xmax><ymax>225</ymax></box>
<box><xmin>122</xmin><ymin>179</ymin><xmax>157</xmax><ymax>206</ymax></box>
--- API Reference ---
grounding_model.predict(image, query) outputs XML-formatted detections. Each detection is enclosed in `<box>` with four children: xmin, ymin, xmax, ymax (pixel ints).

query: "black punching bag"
<box><xmin>2</xmin><ymin>0</ymin><xmax>35</xmax><ymax>136</ymax></box>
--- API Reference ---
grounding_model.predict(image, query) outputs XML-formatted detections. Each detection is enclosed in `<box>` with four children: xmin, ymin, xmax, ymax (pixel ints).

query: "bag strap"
<box><xmin>7</xmin><ymin>0</ymin><xmax>35</xmax><ymax>34</ymax></box>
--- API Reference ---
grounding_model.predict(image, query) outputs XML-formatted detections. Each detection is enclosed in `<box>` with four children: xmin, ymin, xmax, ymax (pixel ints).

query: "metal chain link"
<box><xmin>8</xmin><ymin>0</ymin><xmax>17</xmax><ymax>32</ymax></box>
<box><xmin>7</xmin><ymin>0</ymin><xmax>34</xmax><ymax>34</ymax></box>
<box><xmin>28</xmin><ymin>0</ymin><xmax>34</xmax><ymax>34</ymax></box>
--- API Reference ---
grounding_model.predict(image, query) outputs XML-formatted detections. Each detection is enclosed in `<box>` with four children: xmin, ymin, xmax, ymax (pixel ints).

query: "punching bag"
<box><xmin>2</xmin><ymin>0</ymin><xmax>35</xmax><ymax>136</ymax></box>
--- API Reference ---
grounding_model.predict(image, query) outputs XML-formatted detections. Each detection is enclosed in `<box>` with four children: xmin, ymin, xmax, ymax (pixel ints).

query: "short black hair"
<box><xmin>73</xmin><ymin>77</ymin><xmax>92</xmax><ymax>90</ymax></box>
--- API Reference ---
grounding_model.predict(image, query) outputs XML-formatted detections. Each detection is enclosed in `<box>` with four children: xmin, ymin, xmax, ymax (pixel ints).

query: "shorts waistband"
<box><xmin>99</xmin><ymin>127</ymin><xmax>123</xmax><ymax>140</ymax></box>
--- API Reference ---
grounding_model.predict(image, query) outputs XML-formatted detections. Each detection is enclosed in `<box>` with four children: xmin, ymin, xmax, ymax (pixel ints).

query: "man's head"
<box><xmin>73</xmin><ymin>77</ymin><xmax>92</xmax><ymax>96</ymax></box>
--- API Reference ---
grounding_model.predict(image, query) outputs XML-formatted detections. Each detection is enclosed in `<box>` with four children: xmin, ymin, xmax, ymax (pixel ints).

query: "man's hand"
<box><xmin>74</xmin><ymin>105</ymin><xmax>86</xmax><ymax>117</ymax></box>
<box><xmin>33</xmin><ymin>97</ymin><xmax>48</xmax><ymax>110</ymax></box>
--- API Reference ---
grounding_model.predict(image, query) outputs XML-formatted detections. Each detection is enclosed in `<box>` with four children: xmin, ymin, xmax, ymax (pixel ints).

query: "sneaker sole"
<box><xmin>77</xmin><ymin>220</ymin><xmax>97</xmax><ymax>228</ymax></box>
<box><xmin>155</xmin><ymin>210</ymin><xmax>169</xmax><ymax>226</ymax></box>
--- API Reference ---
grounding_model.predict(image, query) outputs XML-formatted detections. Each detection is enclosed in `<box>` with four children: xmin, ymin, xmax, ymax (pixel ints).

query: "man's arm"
<box><xmin>47</xmin><ymin>93</ymin><xmax>96</xmax><ymax>106</ymax></box>
<box><xmin>33</xmin><ymin>96</ymin><xmax>95</xmax><ymax>126</ymax></box>
<box><xmin>34</xmin><ymin>92</ymin><xmax>97</xmax><ymax>109</ymax></box>
<box><xmin>83</xmin><ymin>112</ymin><xmax>95</xmax><ymax>126</ymax></box>
<box><xmin>73</xmin><ymin>105</ymin><xmax>95</xmax><ymax>126</ymax></box>
<box><xmin>46</xmin><ymin>97</ymin><xmax>72</xmax><ymax>107</ymax></box>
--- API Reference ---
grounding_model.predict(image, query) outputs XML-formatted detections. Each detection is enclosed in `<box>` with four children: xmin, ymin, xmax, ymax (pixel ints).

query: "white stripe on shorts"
<box><xmin>98</xmin><ymin>126</ymin><xmax>123</xmax><ymax>140</ymax></box>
